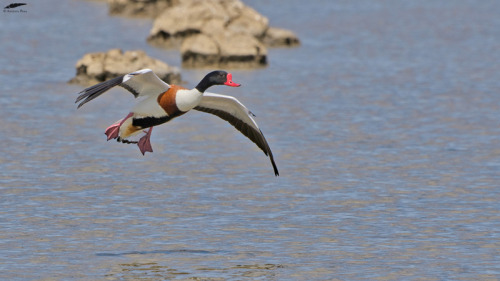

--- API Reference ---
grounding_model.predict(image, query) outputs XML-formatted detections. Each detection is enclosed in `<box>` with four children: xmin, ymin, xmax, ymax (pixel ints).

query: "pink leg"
<box><xmin>104</xmin><ymin>112</ymin><xmax>134</xmax><ymax>141</ymax></box>
<box><xmin>137</xmin><ymin>127</ymin><xmax>154</xmax><ymax>155</ymax></box>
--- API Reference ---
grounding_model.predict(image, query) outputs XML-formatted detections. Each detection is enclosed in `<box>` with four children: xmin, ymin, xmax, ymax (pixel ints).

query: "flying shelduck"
<box><xmin>75</xmin><ymin>69</ymin><xmax>279</xmax><ymax>176</ymax></box>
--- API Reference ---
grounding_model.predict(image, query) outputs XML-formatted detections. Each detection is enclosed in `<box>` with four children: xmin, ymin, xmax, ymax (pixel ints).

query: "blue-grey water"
<box><xmin>1</xmin><ymin>0</ymin><xmax>500</xmax><ymax>280</ymax></box>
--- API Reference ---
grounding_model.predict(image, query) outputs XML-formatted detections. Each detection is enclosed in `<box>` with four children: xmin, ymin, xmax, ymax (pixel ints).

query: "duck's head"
<box><xmin>196</xmin><ymin>70</ymin><xmax>241</xmax><ymax>92</ymax></box>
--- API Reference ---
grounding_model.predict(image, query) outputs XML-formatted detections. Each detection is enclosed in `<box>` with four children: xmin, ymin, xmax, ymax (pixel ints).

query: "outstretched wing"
<box><xmin>75</xmin><ymin>69</ymin><xmax>170</xmax><ymax>108</ymax></box>
<box><xmin>194</xmin><ymin>92</ymin><xmax>279</xmax><ymax>176</ymax></box>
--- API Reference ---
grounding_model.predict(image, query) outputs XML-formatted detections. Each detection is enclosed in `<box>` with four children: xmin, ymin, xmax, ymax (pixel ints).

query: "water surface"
<box><xmin>1</xmin><ymin>0</ymin><xmax>499</xmax><ymax>280</ymax></box>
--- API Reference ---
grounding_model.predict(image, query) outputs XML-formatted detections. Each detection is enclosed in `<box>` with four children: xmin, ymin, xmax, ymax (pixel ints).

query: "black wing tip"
<box><xmin>270</xmin><ymin>156</ymin><xmax>279</xmax><ymax>176</ymax></box>
<box><xmin>74</xmin><ymin>75</ymin><xmax>126</xmax><ymax>108</ymax></box>
<box><xmin>75</xmin><ymin>92</ymin><xmax>90</xmax><ymax>108</ymax></box>
<box><xmin>76</xmin><ymin>101</ymin><xmax>85</xmax><ymax>109</ymax></box>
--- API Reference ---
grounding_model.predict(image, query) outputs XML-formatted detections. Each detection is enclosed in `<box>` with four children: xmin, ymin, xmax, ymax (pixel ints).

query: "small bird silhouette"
<box><xmin>4</xmin><ymin>3</ymin><xmax>26</xmax><ymax>9</ymax></box>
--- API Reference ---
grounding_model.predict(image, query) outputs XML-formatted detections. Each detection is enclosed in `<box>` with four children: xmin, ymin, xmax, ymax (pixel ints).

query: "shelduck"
<box><xmin>75</xmin><ymin>69</ymin><xmax>279</xmax><ymax>176</ymax></box>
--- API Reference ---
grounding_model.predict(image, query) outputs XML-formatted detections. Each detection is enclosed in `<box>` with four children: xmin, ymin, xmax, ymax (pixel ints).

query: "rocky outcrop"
<box><xmin>147</xmin><ymin>0</ymin><xmax>257</xmax><ymax>47</ymax></box>
<box><xmin>145</xmin><ymin>0</ymin><xmax>299</xmax><ymax>67</ymax></box>
<box><xmin>147</xmin><ymin>0</ymin><xmax>300</xmax><ymax>47</ymax></box>
<box><xmin>108</xmin><ymin>0</ymin><xmax>179</xmax><ymax>18</ymax></box>
<box><xmin>69</xmin><ymin>48</ymin><xmax>181</xmax><ymax>85</ymax></box>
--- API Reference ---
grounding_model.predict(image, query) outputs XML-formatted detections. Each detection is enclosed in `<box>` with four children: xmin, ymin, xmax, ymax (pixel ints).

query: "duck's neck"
<box><xmin>195</xmin><ymin>76</ymin><xmax>213</xmax><ymax>93</ymax></box>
